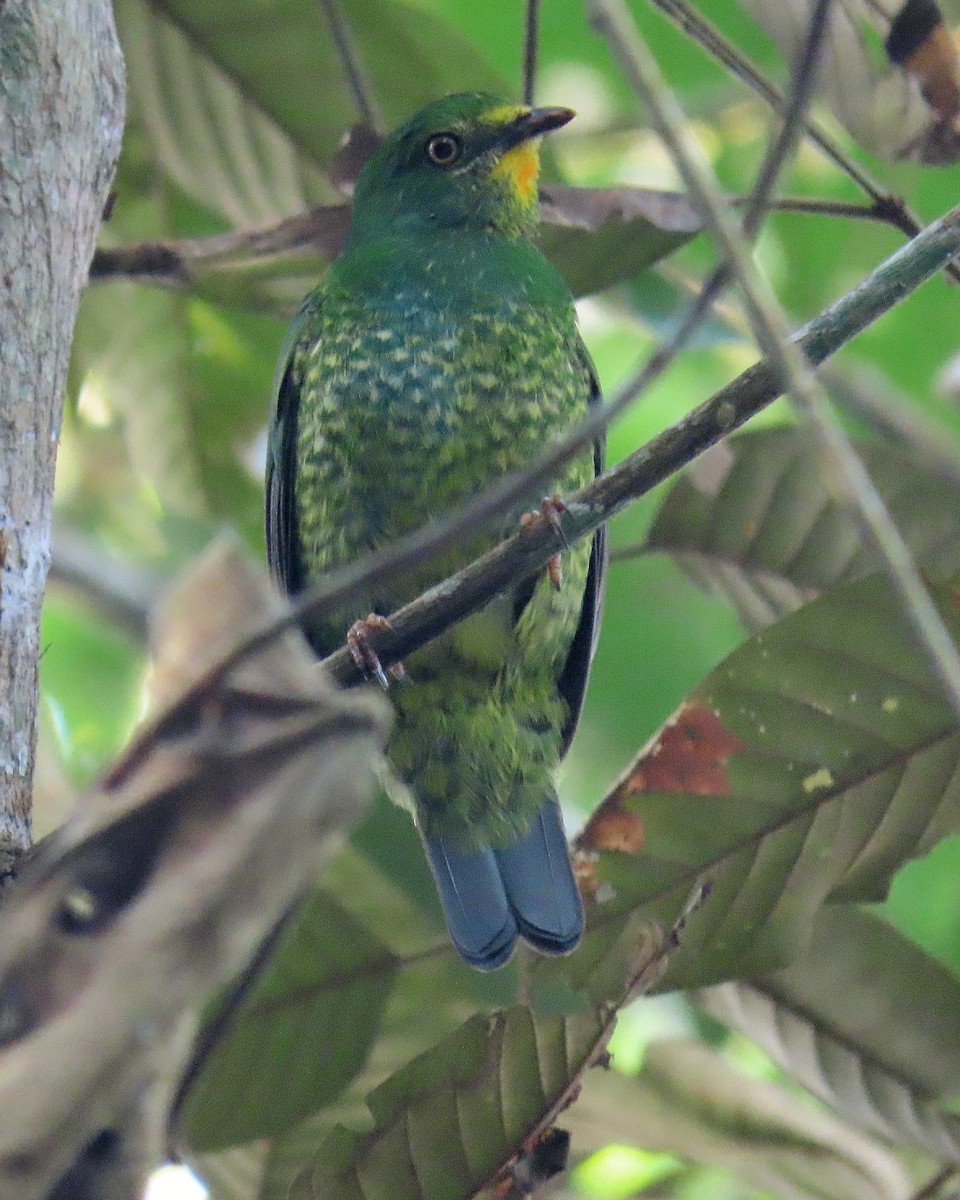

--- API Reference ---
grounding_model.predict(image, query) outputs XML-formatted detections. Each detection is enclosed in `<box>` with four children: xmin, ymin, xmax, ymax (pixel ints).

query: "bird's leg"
<box><xmin>346</xmin><ymin>613</ymin><xmax>405</xmax><ymax>689</ymax></box>
<box><xmin>519</xmin><ymin>495</ymin><xmax>569</xmax><ymax>591</ymax></box>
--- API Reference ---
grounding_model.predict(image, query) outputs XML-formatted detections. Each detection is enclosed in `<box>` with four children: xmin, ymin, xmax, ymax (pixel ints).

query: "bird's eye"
<box><xmin>426</xmin><ymin>132</ymin><xmax>462</xmax><ymax>167</ymax></box>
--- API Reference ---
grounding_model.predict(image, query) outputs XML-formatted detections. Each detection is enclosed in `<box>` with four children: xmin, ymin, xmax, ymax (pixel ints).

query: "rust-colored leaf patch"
<box><xmin>578</xmin><ymin>702</ymin><xmax>745</xmax><ymax>855</ymax></box>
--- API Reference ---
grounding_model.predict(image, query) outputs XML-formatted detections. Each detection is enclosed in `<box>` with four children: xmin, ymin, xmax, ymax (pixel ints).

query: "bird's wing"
<box><xmin>265</xmin><ymin>295</ymin><xmax>319</xmax><ymax>596</ymax></box>
<box><xmin>557</xmin><ymin>341</ymin><xmax>608</xmax><ymax>756</ymax></box>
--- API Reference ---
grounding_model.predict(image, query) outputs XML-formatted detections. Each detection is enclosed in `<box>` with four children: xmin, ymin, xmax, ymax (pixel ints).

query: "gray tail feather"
<box><xmin>493</xmin><ymin>797</ymin><xmax>584</xmax><ymax>956</ymax></box>
<box><xmin>423</xmin><ymin>797</ymin><xmax>583</xmax><ymax>970</ymax></box>
<box><xmin>422</xmin><ymin>837</ymin><xmax>518</xmax><ymax>970</ymax></box>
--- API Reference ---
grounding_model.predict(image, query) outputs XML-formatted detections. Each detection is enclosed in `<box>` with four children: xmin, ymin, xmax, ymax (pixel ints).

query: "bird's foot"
<box><xmin>346</xmin><ymin>613</ymin><xmax>405</xmax><ymax>690</ymax></box>
<box><xmin>520</xmin><ymin>495</ymin><xmax>569</xmax><ymax>591</ymax></box>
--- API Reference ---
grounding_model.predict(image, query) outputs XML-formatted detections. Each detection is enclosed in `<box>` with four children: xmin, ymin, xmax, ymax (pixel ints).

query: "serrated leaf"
<box><xmin>645</xmin><ymin>427</ymin><xmax>960</xmax><ymax>629</ymax></box>
<box><xmin>568</xmin><ymin>1039</ymin><xmax>910</xmax><ymax>1200</ymax></box>
<box><xmin>176</xmin><ymin>890</ymin><xmax>398</xmax><ymax>1150</ymax></box>
<box><xmin>575</xmin><ymin>575</ymin><xmax>960</xmax><ymax>988</ymax></box>
<box><xmin>285</xmin><ymin>1007</ymin><xmax>610</xmax><ymax>1200</ymax></box>
<box><xmin>699</xmin><ymin>906</ymin><xmax>960</xmax><ymax>1160</ymax></box>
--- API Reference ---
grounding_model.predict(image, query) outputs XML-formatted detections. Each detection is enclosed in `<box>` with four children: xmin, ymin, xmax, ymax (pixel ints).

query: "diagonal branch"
<box><xmin>198</xmin><ymin>198</ymin><xmax>960</xmax><ymax>692</ymax></box>
<box><xmin>589</xmin><ymin>0</ymin><xmax>960</xmax><ymax>717</ymax></box>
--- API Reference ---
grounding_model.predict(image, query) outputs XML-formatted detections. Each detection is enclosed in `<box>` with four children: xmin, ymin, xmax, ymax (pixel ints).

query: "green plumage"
<box><xmin>267</xmin><ymin>94</ymin><xmax>606</xmax><ymax>967</ymax></box>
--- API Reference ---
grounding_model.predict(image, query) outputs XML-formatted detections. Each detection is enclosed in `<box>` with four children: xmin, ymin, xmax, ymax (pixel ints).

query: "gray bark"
<box><xmin>0</xmin><ymin>1</ymin><xmax>125</xmax><ymax>872</ymax></box>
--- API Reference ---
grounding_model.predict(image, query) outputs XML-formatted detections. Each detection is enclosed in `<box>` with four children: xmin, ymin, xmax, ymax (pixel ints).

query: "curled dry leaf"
<box><xmin>736</xmin><ymin>0</ymin><xmax>960</xmax><ymax>163</ymax></box>
<box><xmin>0</xmin><ymin>540</ymin><xmax>388</xmax><ymax>1199</ymax></box>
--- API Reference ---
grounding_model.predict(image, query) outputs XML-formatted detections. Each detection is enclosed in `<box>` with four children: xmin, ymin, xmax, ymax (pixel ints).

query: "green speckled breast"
<box><xmin>290</xmin><ymin>231</ymin><xmax>595</xmax><ymax>842</ymax></box>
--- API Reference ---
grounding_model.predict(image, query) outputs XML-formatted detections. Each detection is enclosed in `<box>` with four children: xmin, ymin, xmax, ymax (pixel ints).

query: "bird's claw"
<box><xmin>520</xmin><ymin>496</ymin><xmax>569</xmax><ymax>591</ymax></box>
<box><xmin>346</xmin><ymin>613</ymin><xmax>403</xmax><ymax>689</ymax></box>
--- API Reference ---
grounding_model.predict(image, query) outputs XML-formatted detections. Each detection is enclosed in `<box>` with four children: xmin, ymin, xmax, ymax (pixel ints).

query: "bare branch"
<box><xmin>87</xmin><ymin>194</ymin><xmax>890</xmax><ymax>293</ymax></box>
<box><xmin>315</xmin><ymin>0</ymin><xmax>384</xmax><ymax>133</ymax></box>
<box><xmin>523</xmin><ymin>0</ymin><xmax>542</xmax><ymax>105</ymax></box>
<box><xmin>89</xmin><ymin>206</ymin><xmax>353</xmax><ymax>287</ymax></box>
<box><xmin>589</xmin><ymin>0</ymin><xmax>960</xmax><ymax>715</ymax></box>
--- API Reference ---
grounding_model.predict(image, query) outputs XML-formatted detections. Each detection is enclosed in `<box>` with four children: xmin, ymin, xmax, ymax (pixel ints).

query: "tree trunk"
<box><xmin>0</xmin><ymin>0</ymin><xmax>125</xmax><ymax>874</ymax></box>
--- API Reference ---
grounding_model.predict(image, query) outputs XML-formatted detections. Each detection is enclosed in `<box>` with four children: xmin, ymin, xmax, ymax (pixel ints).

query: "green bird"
<box><xmin>266</xmin><ymin>93</ymin><xmax>606</xmax><ymax>970</ymax></box>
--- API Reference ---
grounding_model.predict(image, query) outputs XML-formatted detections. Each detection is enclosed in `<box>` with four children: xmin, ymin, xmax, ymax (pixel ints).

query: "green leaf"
<box><xmin>39</xmin><ymin>598</ymin><xmax>144</xmax><ymax>786</ymax></box>
<box><xmin>115</xmin><ymin>0</ymin><xmax>508</xmax><ymax>228</ymax></box>
<box><xmin>176</xmin><ymin>890</ymin><xmax>398</xmax><ymax>1150</ymax></box>
<box><xmin>644</xmin><ymin>427</ymin><xmax>960</xmax><ymax>629</ymax></box>
<box><xmin>568</xmin><ymin>1039</ymin><xmax>910</xmax><ymax>1200</ymax></box>
<box><xmin>699</xmin><ymin>906</ymin><xmax>960</xmax><ymax>1159</ymax></box>
<box><xmin>576</xmin><ymin>575</ymin><xmax>960</xmax><ymax>988</ymax></box>
<box><xmin>181</xmin><ymin>817</ymin><xmax>490</xmax><ymax>1162</ymax></box>
<box><xmin>115</xmin><ymin>0</ymin><xmax>335</xmax><ymax>229</ymax></box>
<box><xmin>285</xmin><ymin>1006</ymin><xmax>611</xmax><ymax>1200</ymax></box>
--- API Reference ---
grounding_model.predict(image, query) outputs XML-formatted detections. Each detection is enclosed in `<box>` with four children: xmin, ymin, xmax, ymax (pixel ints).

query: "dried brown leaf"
<box><xmin>0</xmin><ymin>541</ymin><xmax>387</xmax><ymax>1198</ymax></box>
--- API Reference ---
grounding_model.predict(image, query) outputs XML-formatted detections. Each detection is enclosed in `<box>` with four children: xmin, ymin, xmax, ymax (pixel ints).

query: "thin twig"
<box><xmin>750</xmin><ymin>196</ymin><xmax>890</xmax><ymax>220</ymax></box>
<box><xmin>824</xmin><ymin>362</ymin><xmax>960</xmax><ymax>488</ymax></box>
<box><xmin>671</xmin><ymin>0</ymin><xmax>833</xmax><ymax>357</ymax></box>
<box><xmin>589</xmin><ymin>0</ymin><xmax>960</xmax><ymax>716</ymax></box>
<box><xmin>908</xmin><ymin>1165</ymin><xmax>958</xmax><ymax>1200</ymax></box>
<box><xmin>89</xmin><ymin>205</ymin><xmax>352</xmax><ymax>287</ymax></box>
<box><xmin>315</xmin><ymin>0</ymin><xmax>384</xmax><ymax>133</ymax></box>
<box><xmin>523</xmin><ymin>0</ymin><xmax>542</xmax><ymax>104</ymax></box>
<box><xmin>49</xmin><ymin>527</ymin><xmax>157</xmax><ymax>640</ymax></box>
<box><xmin>641</xmin><ymin>0</ymin><xmax>960</xmax><ymax>283</ymax></box>
<box><xmin>744</xmin><ymin>0</ymin><xmax>832</xmax><ymax>235</ymax></box>
<box><xmin>86</xmin><ymin>195</ymin><xmax>891</xmax><ymax>292</ymax></box>
<box><xmin>200</xmin><ymin>199</ymin><xmax>960</xmax><ymax>690</ymax></box>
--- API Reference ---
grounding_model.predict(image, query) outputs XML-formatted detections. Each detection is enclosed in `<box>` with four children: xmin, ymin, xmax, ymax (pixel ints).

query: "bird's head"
<box><xmin>347</xmin><ymin>92</ymin><xmax>574</xmax><ymax>244</ymax></box>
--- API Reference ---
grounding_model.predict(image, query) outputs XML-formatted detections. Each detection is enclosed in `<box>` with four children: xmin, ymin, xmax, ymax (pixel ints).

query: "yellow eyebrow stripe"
<box><xmin>480</xmin><ymin>103</ymin><xmax>529</xmax><ymax>125</ymax></box>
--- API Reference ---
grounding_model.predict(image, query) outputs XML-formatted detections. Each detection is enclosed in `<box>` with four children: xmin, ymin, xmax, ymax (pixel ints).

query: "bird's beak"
<box><xmin>499</xmin><ymin>106</ymin><xmax>576</xmax><ymax>150</ymax></box>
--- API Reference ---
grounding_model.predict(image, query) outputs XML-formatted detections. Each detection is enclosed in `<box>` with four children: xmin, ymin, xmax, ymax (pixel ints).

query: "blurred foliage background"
<box><xmin>46</xmin><ymin>0</ymin><xmax>960</xmax><ymax>1197</ymax></box>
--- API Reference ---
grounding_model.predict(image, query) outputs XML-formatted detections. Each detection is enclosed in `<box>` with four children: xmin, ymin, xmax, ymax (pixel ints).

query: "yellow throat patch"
<box><xmin>485</xmin><ymin>105</ymin><xmax>542</xmax><ymax>208</ymax></box>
